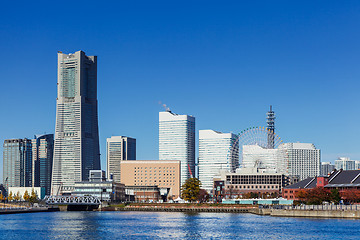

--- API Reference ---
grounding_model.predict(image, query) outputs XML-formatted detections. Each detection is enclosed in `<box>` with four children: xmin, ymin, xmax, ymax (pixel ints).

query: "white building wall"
<box><xmin>280</xmin><ymin>143</ymin><xmax>320</xmax><ymax>180</ymax></box>
<box><xmin>159</xmin><ymin>111</ymin><xmax>195</xmax><ymax>186</ymax></box>
<box><xmin>8</xmin><ymin>187</ymin><xmax>45</xmax><ymax>200</ymax></box>
<box><xmin>198</xmin><ymin>130</ymin><xmax>239</xmax><ymax>193</ymax></box>
<box><xmin>242</xmin><ymin>145</ymin><xmax>288</xmax><ymax>174</ymax></box>
<box><xmin>335</xmin><ymin>157</ymin><xmax>356</xmax><ymax>170</ymax></box>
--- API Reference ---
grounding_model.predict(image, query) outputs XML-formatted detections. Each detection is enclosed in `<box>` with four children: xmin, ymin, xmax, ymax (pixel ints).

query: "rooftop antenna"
<box><xmin>266</xmin><ymin>105</ymin><xmax>275</xmax><ymax>149</ymax></box>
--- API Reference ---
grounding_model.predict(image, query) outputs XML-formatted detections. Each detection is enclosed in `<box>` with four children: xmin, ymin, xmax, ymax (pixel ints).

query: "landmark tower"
<box><xmin>51</xmin><ymin>51</ymin><xmax>101</xmax><ymax>195</ymax></box>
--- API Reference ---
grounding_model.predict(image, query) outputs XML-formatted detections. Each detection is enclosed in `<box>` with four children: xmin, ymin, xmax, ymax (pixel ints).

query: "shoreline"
<box><xmin>106</xmin><ymin>204</ymin><xmax>360</xmax><ymax>219</ymax></box>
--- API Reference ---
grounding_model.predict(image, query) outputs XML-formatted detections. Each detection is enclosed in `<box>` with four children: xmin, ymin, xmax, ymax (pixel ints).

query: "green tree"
<box><xmin>23</xmin><ymin>190</ymin><xmax>30</xmax><ymax>202</ymax></box>
<box><xmin>181</xmin><ymin>178</ymin><xmax>201</xmax><ymax>202</ymax></box>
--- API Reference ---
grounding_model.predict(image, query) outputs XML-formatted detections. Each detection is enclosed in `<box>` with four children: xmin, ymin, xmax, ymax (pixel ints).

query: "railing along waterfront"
<box><xmin>260</xmin><ymin>204</ymin><xmax>360</xmax><ymax>211</ymax></box>
<box><xmin>0</xmin><ymin>206</ymin><xmax>27</xmax><ymax>210</ymax></box>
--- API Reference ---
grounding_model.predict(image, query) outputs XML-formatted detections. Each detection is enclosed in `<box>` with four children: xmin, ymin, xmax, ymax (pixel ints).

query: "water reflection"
<box><xmin>1</xmin><ymin>211</ymin><xmax>360</xmax><ymax>239</ymax></box>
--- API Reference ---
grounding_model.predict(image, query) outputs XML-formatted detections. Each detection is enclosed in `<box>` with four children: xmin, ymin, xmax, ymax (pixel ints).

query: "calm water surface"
<box><xmin>0</xmin><ymin>211</ymin><xmax>360</xmax><ymax>239</ymax></box>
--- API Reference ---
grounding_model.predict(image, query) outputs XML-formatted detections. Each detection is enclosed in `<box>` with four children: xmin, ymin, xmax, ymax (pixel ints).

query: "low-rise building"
<box><xmin>8</xmin><ymin>187</ymin><xmax>45</xmax><ymax>200</ymax></box>
<box><xmin>125</xmin><ymin>185</ymin><xmax>161</xmax><ymax>202</ymax></box>
<box><xmin>120</xmin><ymin>160</ymin><xmax>181</xmax><ymax>199</ymax></box>
<box><xmin>215</xmin><ymin>168</ymin><xmax>298</xmax><ymax>199</ymax></box>
<box><xmin>72</xmin><ymin>170</ymin><xmax>125</xmax><ymax>202</ymax></box>
<box><xmin>283</xmin><ymin>169</ymin><xmax>360</xmax><ymax>200</ymax></box>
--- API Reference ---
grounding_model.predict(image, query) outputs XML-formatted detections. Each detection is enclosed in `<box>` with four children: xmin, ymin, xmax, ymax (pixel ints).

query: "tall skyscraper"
<box><xmin>32</xmin><ymin>134</ymin><xmax>54</xmax><ymax>195</ymax></box>
<box><xmin>198</xmin><ymin>130</ymin><xmax>239</xmax><ymax>193</ymax></box>
<box><xmin>280</xmin><ymin>143</ymin><xmax>320</xmax><ymax>180</ymax></box>
<box><xmin>3</xmin><ymin>139</ymin><xmax>32</xmax><ymax>188</ymax></box>
<box><xmin>106</xmin><ymin>136</ymin><xmax>136</xmax><ymax>182</ymax></box>
<box><xmin>159</xmin><ymin>110</ymin><xmax>195</xmax><ymax>186</ymax></box>
<box><xmin>51</xmin><ymin>50</ymin><xmax>101</xmax><ymax>195</ymax></box>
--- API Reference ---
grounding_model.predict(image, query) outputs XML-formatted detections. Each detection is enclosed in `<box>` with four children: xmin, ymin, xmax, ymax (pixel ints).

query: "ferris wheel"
<box><xmin>228</xmin><ymin>127</ymin><xmax>288</xmax><ymax>174</ymax></box>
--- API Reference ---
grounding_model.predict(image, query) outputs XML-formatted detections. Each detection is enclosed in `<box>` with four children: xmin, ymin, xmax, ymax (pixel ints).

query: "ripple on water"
<box><xmin>1</xmin><ymin>211</ymin><xmax>360</xmax><ymax>239</ymax></box>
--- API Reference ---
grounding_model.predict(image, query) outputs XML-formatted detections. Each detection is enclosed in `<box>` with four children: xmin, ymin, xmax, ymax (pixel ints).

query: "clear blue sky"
<box><xmin>1</xmin><ymin>1</ymin><xmax>360</xmax><ymax>183</ymax></box>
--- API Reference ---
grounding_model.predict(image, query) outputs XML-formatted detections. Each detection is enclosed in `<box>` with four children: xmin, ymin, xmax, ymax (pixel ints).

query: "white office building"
<box><xmin>335</xmin><ymin>157</ymin><xmax>356</xmax><ymax>170</ymax></box>
<box><xmin>159</xmin><ymin>111</ymin><xmax>195</xmax><ymax>186</ymax></box>
<box><xmin>106</xmin><ymin>136</ymin><xmax>136</xmax><ymax>182</ymax></box>
<box><xmin>279</xmin><ymin>143</ymin><xmax>320</xmax><ymax>180</ymax></box>
<box><xmin>198</xmin><ymin>130</ymin><xmax>239</xmax><ymax>193</ymax></box>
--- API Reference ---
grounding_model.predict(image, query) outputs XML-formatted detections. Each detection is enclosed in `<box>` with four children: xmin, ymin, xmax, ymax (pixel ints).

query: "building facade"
<box><xmin>280</xmin><ymin>143</ymin><xmax>320</xmax><ymax>180</ymax></box>
<box><xmin>335</xmin><ymin>157</ymin><xmax>356</xmax><ymax>170</ymax></box>
<box><xmin>8</xmin><ymin>187</ymin><xmax>46</xmax><ymax>200</ymax></box>
<box><xmin>198</xmin><ymin>130</ymin><xmax>239</xmax><ymax>193</ymax></box>
<box><xmin>51</xmin><ymin>50</ymin><xmax>101</xmax><ymax>195</ymax></box>
<box><xmin>216</xmin><ymin>168</ymin><xmax>297</xmax><ymax>199</ymax></box>
<box><xmin>72</xmin><ymin>170</ymin><xmax>125</xmax><ymax>202</ymax></box>
<box><xmin>106</xmin><ymin>136</ymin><xmax>136</xmax><ymax>182</ymax></box>
<box><xmin>3</xmin><ymin>139</ymin><xmax>32</xmax><ymax>189</ymax></box>
<box><xmin>321</xmin><ymin>162</ymin><xmax>335</xmax><ymax>176</ymax></box>
<box><xmin>242</xmin><ymin>144</ymin><xmax>288</xmax><ymax>174</ymax></box>
<box><xmin>32</xmin><ymin>134</ymin><xmax>54</xmax><ymax>195</ymax></box>
<box><xmin>120</xmin><ymin>160</ymin><xmax>181</xmax><ymax>198</ymax></box>
<box><xmin>159</xmin><ymin>111</ymin><xmax>195</xmax><ymax>186</ymax></box>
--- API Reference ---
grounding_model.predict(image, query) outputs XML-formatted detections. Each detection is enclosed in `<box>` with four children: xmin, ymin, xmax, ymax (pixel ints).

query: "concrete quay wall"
<box><xmin>270</xmin><ymin>209</ymin><xmax>360</xmax><ymax>219</ymax></box>
<box><xmin>118</xmin><ymin>206</ymin><xmax>251</xmax><ymax>213</ymax></box>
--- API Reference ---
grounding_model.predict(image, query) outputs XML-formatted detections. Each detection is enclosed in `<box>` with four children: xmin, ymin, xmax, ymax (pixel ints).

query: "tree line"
<box><xmin>295</xmin><ymin>187</ymin><xmax>360</xmax><ymax>205</ymax></box>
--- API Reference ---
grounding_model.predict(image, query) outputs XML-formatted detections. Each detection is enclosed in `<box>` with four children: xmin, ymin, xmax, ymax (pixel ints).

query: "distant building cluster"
<box><xmin>2</xmin><ymin>50</ymin><xmax>356</xmax><ymax>202</ymax></box>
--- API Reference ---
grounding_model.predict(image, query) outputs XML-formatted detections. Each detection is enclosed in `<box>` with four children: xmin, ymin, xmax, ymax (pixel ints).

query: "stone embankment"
<box><xmin>255</xmin><ymin>205</ymin><xmax>360</xmax><ymax>219</ymax></box>
<box><xmin>115</xmin><ymin>204</ymin><xmax>360</xmax><ymax>219</ymax></box>
<box><xmin>0</xmin><ymin>207</ymin><xmax>59</xmax><ymax>215</ymax></box>
<box><xmin>116</xmin><ymin>204</ymin><xmax>253</xmax><ymax>213</ymax></box>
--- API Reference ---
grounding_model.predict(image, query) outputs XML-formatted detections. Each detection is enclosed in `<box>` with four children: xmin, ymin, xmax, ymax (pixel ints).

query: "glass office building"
<box><xmin>3</xmin><ymin>139</ymin><xmax>32</xmax><ymax>188</ymax></box>
<box><xmin>51</xmin><ymin>51</ymin><xmax>101</xmax><ymax>195</ymax></box>
<box><xmin>32</xmin><ymin>134</ymin><xmax>54</xmax><ymax>195</ymax></box>
<box><xmin>106</xmin><ymin>136</ymin><xmax>136</xmax><ymax>182</ymax></box>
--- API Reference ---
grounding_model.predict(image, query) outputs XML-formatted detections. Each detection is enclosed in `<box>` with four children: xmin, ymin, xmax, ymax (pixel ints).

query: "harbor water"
<box><xmin>1</xmin><ymin>211</ymin><xmax>360</xmax><ymax>239</ymax></box>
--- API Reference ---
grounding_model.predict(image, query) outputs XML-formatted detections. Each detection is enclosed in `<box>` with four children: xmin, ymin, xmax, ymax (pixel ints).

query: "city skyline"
<box><xmin>2</xmin><ymin>1</ymin><xmax>360</xmax><ymax>183</ymax></box>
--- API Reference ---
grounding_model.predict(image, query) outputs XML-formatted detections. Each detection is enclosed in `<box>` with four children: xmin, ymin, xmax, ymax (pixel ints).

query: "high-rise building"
<box><xmin>106</xmin><ymin>136</ymin><xmax>136</xmax><ymax>182</ymax></box>
<box><xmin>198</xmin><ymin>130</ymin><xmax>239</xmax><ymax>193</ymax></box>
<box><xmin>159</xmin><ymin>111</ymin><xmax>195</xmax><ymax>186</ymax></box>
<box><xmin>321</xmin><ymin>162</ymin><xmax>335</xmax><ymax>175</ymax></box>
<box><xmin>280</xmin><ymin>143</ymin><xmax>320</xmax><ymax>180</ymax></box>
<box><xmin>3</xmin><ymin>139</ymin><xmax>32</xmax><ymax>188</ymax></box>
<box><xmin>335</xmin><ymin>157</ymin><xmax>356</xmax><ymax>170</ymax></box>
<box><xmin>51</xmin><ymin>50</ymin><xmax>101</xmax><ymax>195</ymax></box>
<box><xmin>31</xmin><ymin>134</ymin><xmax>54</xmax><ymax>195</ymax></box>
